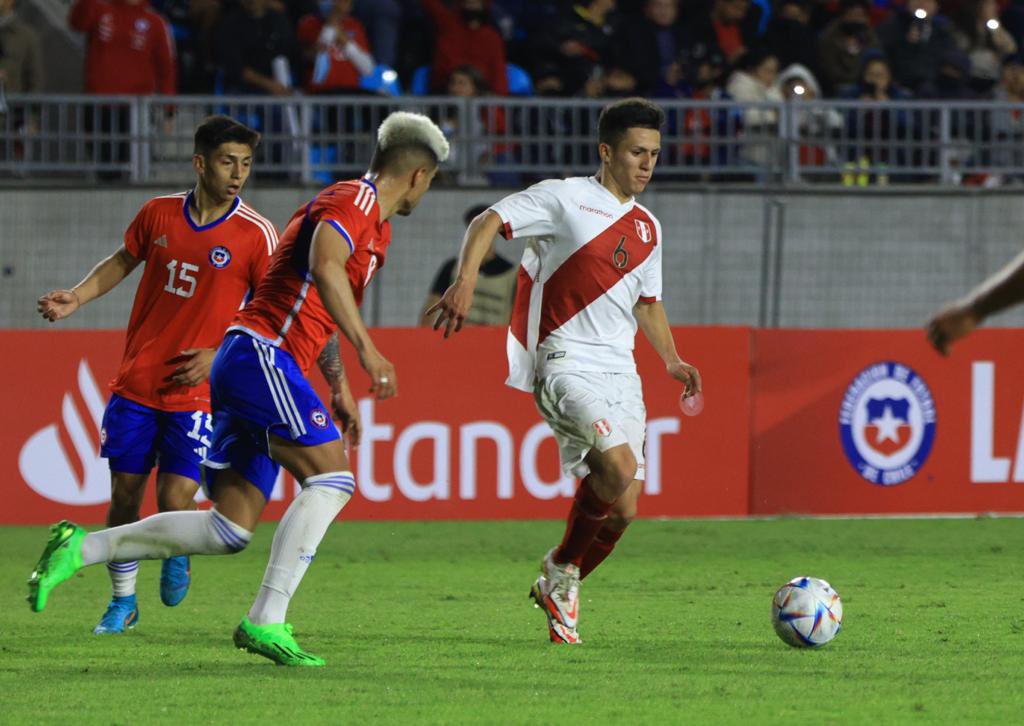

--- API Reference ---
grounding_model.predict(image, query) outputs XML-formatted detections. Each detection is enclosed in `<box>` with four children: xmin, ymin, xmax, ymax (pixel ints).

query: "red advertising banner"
<box><xmin>750</xmin><ymin>329</ymin><xmax>1024</xmax><ymax>515</ymax></box>
<box><xmin>6</xmin><ymin>327</ymin><xmax>1020</xmax><ymax>523</ymax></box>
<box><xmin>2</xmin><ymin>327</ymin><xmax>751</xmax><ymax>524</ymax></box>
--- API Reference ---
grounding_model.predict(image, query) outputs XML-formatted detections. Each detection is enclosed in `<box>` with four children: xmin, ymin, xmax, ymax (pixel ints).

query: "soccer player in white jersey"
<box><xmin>429</xmin><ymin>98</ymin><xmax>702</xmax><ymax>644</ymax></box>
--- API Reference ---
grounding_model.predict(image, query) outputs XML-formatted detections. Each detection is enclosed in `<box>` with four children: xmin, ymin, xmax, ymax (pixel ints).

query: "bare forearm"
<box><xmin>454</xmin><ymin>211</ymin><xmax>503</xmax><ymax>284</ymax></box>
<box><xmin>73</xmin><ymin>248</ymin><xmax>138</xmax><ymax>305</ymax></box>
<box><xmin>967</xmin><ymin>248</ymin><xmax>1024</xmax><ymax>321</ymax></box>
<box><xmin>316</xmin><ymin>332</ymin><xmax>347</xmax><ymax>393</ymax></box>
<box><xmin>635</xmin><ymin>302</ymin><xmax>680</xmax><ymax>363</ymax></box>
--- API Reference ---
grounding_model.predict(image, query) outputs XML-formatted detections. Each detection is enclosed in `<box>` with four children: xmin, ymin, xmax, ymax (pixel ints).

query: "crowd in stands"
<box><xmin>3</xmin><ymin>0</ymin><xmax>1024</xmax><ymax>182</ymax></box>
<box><xmin>3</xmin><ymin>0</ymin><xmax>1024</xmax><ymax>104</ymax></box>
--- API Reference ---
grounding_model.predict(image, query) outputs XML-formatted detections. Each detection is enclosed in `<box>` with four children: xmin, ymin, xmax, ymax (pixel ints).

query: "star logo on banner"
<box><xmin>870</xmin><ymin>405</ymin><xmax>903</xmax><ymax>444</ymax></box>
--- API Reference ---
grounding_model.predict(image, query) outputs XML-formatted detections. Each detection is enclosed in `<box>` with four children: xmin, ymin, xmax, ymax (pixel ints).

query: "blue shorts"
<box><xmin>100</xmin><ymin>394</ymin><xmax>211</xmax><ymax>482</ymax></box>
<box><xmin>203</xmin><ymin>332</ymin><xmax>340</xmax><ymax>500</ymax></box>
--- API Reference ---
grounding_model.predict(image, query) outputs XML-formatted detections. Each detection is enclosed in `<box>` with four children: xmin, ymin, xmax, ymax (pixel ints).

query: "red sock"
<box><xmin>580</xmin><ymin>527</ymin><xmax>624</xmax><ymax>580</ymax></box>
<box><xmin>553</xmin><ymin>477</ymin><xmax>615</xmax><ymax>567</ymax></box>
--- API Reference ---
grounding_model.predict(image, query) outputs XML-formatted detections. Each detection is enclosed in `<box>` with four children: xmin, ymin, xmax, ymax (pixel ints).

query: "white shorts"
<box><xmin>533</xmin><ymin>371</ymin><xmax>647</xmax><ymax>480</ymax></box>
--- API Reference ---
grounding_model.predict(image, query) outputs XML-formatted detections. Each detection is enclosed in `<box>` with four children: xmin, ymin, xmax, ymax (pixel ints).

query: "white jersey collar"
<box><xmin>587</xmin><ymin>175</ymin><xmax>634</xmax><ymax>207</ymax></box>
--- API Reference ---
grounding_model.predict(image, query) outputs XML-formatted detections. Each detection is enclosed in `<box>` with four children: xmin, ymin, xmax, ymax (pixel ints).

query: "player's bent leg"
<box><xmin>580</xmin><ymin>479</ymin><xmax>640</xmax><ymax>580</ymax></box>
<box><xmin>27</xmin><ymin>481</ymin><xmax>262</xmax><ymax>613</ymax></box>
<box><xmin>235</xmin><ymin>436</ymin><xmax>352</xmax><ymax>667</ymax></box>
<box><xmin>155</xmin><ymin>472</ymin><xmax>201</xmax><ymax>607</ymax></box>
<box><xmin>552</xmin><ymin>444</ymin><xmax>636</xmax><ymax>567</ymax></box>
<box><xmin>531</xmin><ymin>446</ymin><xmax>636</xmax><ymax>642</ymax></box>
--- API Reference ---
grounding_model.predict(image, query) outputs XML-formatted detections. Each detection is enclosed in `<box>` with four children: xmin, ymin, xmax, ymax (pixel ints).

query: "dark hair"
<box><xmin>449</xmin><ymin>64</ymin><xmax>489</xmax><ymax>94</ymax></box>
<box><xmin>193</xmin><ymin>115</ymin><xmax>261</xmax><ymax>158</ymax></box>
<box><xmin>598</xmin><ymin>98</ymin><xmax>665</xmax><ymax>147</ymax></box>
<box><xmin>464</xmin><ymin>204</ymin><xmax>491</xmax><ymax>225</ymax></box>
<box><xmin>734</xmin><ymin>46</ymin><xmax>776</xmax><ymax>73</ymax></box>
<box><xmin>368</xmin><ymin>144</ymin><xmax>439</xmax><ymax>174</ymax></box>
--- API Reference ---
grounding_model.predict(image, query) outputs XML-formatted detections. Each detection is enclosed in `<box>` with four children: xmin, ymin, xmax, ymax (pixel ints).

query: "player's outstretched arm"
<box><xmin>428</xmin><ymin>209</ymin><xmax>503</xmax><ymax>338</ymax></box>
<box><xmin>37</xmin><ymin>246</ymin><xmax>140</xmax><ymax>323</ymax></box>
<box><xmin>927</xmin><ymin>247</ymin><xmax>1024</xmax><ymax>355</ymax></box>
<box><xmin>634</xmin><ymin>301</ymin><xmax>702</xmax><ymax>396</ymax></box>
<box><xmin>317</xmin><ymin>332</ymin><xmax>361</xmax><ymax>446</ymax></box>
<box><xmin>309</xmin><ymin>221</ymin><xmax>396</xmax><ymax>400</ymax></box>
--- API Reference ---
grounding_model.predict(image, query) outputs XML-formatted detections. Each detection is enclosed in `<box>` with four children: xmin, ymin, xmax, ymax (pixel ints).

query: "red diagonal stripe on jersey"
<box><xmin>538</xmin><ymin>207</ymin><xmax>657</xmax><ymax>344</ymax></box>
<box><xmin>510</xmin><ymin>266</ymin><xmax>533</xmax><ymax>347</ymax></box>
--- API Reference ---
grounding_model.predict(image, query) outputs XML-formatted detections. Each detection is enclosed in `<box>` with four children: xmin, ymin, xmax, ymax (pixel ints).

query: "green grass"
<box><xmin>2</xmin><ymin>518</ymin><xmax>1022</xmax><ymax>724</ymax></box>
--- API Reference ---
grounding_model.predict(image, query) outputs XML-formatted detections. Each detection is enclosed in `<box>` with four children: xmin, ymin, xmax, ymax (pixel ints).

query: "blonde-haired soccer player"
<box><xmin>29</xmin><ymin>112</ymin><xmax>449</xmax><ymax>666</ymax></box>
<box><xmin>429</xmin><ymin>98</ymin><xmax>701</xmax><ymax>644</ymax></box>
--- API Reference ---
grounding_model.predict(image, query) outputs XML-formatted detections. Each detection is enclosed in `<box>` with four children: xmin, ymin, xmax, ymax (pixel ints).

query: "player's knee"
<box><xmin>109</xmin><ymin>477</ymin><xmax>146</xmax><ymax>518</ymax></box>
<box><xmin>156</xmin><ymin>483</ymin><xmax>198</xmax><ymax>512</ymax></box>
<box><xmin>207</xmin><ymin>509</ymin><xmax>253</xmax><ymax>554</ymax></box>
<box><xmin>611</xmin><ymin>452</ymin><xmax>638</xmax><ymax>492</ymax></box>
<box><xmin>607</xmin><ymin>505</ymin><xmax>636</xmax><ymax>531</ymax></box>
<box><xmin>303</xmin><ymin>472</ymin><xmax>356</xmax><ymax>509</ymax></box>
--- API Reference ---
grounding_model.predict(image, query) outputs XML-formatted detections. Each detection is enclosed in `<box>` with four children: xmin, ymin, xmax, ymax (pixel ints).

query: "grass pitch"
<box><xmin>2</xmin><ymin>518</ymin><xmax>1022</xmax><ymax>724</ymax></box>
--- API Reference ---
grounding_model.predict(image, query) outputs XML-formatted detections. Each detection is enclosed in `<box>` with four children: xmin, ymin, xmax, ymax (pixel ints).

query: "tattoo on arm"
<box><xmin>317</xmin><ymin>332</ymin><xmax>346</xmax><ymax>386</ymax></box>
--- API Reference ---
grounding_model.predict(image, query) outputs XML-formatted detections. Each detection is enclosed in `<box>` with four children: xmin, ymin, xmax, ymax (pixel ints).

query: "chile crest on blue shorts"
<box><xmin>209</xmin><ymin>245</ymin><xmax>232</xmax><ymax>268</ymax></box>
<box><xmin>310</xmin><ymin>408</ymin><xmax>330</xmax><ymax>430</ymax></box>
<box><xmin>838</xmin><ymin>361</ymin><xmax>936</xmax><ymax>486</ymax></box>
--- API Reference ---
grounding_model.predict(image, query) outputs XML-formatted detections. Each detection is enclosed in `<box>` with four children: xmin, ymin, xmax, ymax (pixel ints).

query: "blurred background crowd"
<box><xmin>3</xmin><ymin>0</ymin><xmax>1024</xmax><ymax>106</ymax></box>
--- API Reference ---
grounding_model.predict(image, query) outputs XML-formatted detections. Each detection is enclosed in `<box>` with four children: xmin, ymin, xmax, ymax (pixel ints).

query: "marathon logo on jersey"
<box><xmin>208</xmin><ymin>246</ymin><xmax>232</xmax><ymax>269</ymax></box>
<box><xmin>310</xmin><ymin>408</ymin><xmax>330</xmax><ymax>430</ymax></box>
<box><xmin>838</xmin><ymin>361</ymin><xmax>936</xmax><ymax>487</ymax></box>
<box><xmin>634</xmin><ymin>220</ymin><xmax>653</xmax><ymax>244</ymax></box>
<box><xmin>100</xmin><ymin>427</ymin><xmax>108</xmax><ymax>446</ymax></box>
<box><xmin>593</xmin><ymin>418</ymin><xmax>613</xmax><ymax>437</ymax></box>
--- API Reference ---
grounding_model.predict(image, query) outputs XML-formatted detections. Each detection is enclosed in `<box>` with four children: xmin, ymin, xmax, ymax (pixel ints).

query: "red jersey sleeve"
<box><xmin>308</xmin><ymin>189</ymin><xmax>373</xmax><ymax>255</ymax></box>
<box><xmin>123</xmin><ymin>202</ymin><xmax>155</xmax><ymax>260</ymax></box>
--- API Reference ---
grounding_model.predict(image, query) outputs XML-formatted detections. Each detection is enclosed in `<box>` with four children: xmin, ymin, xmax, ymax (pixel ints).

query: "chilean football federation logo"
<box><xmin>310</xmin><ymin>408</ymin><xmax>330</xmax><ymax>430</ymax></box>
<box><xmin>208</xmin><ymin>245</ymin><xmax>232</xmax><ymax>268</ymax></box>
<box><xmin>839</xmin><ymin>362</ymin><xmax>936</xmax><ymax>486</ymax></box>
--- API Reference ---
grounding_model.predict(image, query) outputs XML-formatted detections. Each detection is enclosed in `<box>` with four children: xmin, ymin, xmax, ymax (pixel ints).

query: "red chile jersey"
<box><xmin>111</xmin><ymin>191</ymin><xmax>277</xmax><ymax>411</ymax></box>
<box><xmin>230</xmin><ymin>178</ymin><xmax>391</xmax><ymax>374</ymax></box>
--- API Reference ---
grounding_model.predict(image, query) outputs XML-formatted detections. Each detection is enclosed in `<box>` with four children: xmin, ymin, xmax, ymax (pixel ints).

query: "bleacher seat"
<box><xmin>359</xmin><ymin>64</ymin><xmax>403</xmax><ymax>96</ymax></box>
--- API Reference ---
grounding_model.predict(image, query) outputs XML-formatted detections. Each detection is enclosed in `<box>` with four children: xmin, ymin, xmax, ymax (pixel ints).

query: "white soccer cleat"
<box><xmin>529</xmin><ymin>573</ymin><xmax>582</xmax><ymax>645</ymax></box>
<box><xmin>540</xmin><ymin>548</ymin><xmax>581</xmax><ymax>630</ymax></box>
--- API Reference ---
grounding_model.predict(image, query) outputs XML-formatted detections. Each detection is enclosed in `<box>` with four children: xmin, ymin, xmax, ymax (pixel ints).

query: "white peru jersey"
<box><xmin>489</xmin><ymin>176</ymin><xmax>663</xmax><ymax>392</ymax></box>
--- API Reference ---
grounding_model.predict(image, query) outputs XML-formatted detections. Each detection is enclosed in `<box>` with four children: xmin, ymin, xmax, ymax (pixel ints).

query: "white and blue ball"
<box><xmin>771</xmin><ymin>576</ymin><xmax>843</xmax><ymax>648</ymax></box>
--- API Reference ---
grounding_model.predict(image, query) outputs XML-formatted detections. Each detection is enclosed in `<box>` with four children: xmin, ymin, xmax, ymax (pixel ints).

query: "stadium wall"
<box><xmin>3</xmin><ymin>188</ymin><xmax>1024</xmax><ymax>330</ymax></box>
<box><xmin>3</xmin><ymin>327</ymin><xmax>1021</xmax><ymax>524</ymax></box>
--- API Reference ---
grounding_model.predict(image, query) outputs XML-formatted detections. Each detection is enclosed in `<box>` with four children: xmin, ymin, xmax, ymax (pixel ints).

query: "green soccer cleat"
<box><xmin>27</xmin><ymin>520</ymin><xmax>86</xmax><ymax>612</ymax></box>
<box><xmin>233</xmin><ymin>617</ymin><xmax>326</xmax><ymax>667</ymax></box>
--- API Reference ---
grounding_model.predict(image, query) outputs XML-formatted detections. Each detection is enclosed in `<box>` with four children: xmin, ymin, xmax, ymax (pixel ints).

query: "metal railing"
<box><xmin>1</xmin><ymin>94</ymin><xmax>1023</xmax><ymax>185</ymax></box>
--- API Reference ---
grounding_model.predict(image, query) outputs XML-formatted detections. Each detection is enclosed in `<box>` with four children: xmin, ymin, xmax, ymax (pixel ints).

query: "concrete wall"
<box><xmin>3</xmin><ymin>186</ymin><xmax>1023</xmax><ymax>329</ymax></box>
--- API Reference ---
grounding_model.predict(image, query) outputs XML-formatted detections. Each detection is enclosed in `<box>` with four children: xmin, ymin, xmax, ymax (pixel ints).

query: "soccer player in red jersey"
<box><xmin>36</xmin><ymin>116</ymin><xmax>275</xmax><ymax>635</ymax></box>
<box><xmin>927</xmin><ymin>248</ymin><xmax>1024</xmax><ymax>353</ymax></box>
<box><xmin>430</xmin><ymin>99</ymin><xmax>702</xmax><ymax>644</ymax></box>
<box><xmin>29</xmin><ymin>112</ymin><xmax>449</xmax><ymax>667</ymax></box>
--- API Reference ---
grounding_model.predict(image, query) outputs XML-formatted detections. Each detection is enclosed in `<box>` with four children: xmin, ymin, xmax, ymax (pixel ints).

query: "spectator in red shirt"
<box><xmin>297</xmin><ymin>0</ymin><xmax>374</xmax><ymax>94</ymax></box>
<box><xmin>421</xmin><ymin>0</ymin><xmax>508</xmax><ymax>95</ymax></box>
<box><xmin>69</xmin><ymin>0</ymin><xmax>176</xmax><ymax>95</ymax></box>
<box><xmin>69</xmin><ymin>0</ymin><xmax>176</xmax><ymax>178</ymax></box>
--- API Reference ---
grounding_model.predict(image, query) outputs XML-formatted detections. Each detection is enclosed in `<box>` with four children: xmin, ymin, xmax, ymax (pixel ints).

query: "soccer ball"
<box><xmin>771</xmin><ymin>576</ymin><xmax>843</xmax><ymax>648</ymax></box>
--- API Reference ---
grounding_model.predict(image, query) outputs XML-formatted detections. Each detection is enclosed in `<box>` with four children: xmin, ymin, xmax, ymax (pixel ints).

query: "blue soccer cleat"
<box><xmin>160</xmin><ymin>556</ymin><xmax>191</xmax><ymax>607</ymax></box>
<box><xmin>93</xmin><ymin>595</ymin><xmax>139</xmax><ymax>635</ymax></box>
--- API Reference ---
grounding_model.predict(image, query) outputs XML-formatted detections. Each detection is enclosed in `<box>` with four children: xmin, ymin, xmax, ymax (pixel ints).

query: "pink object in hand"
<box><xmin>680</xmin><ymin>391</ymin><xmax>704</xmax><ymax>416</ymax></box>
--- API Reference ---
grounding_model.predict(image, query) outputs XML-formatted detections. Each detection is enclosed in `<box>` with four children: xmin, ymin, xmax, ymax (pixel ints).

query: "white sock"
<box><xmin>80</xmin><ymin>509</ymin><xmax>252</xmax><ymax>566</ymax></box>
<box><xmin>107</xmin><ymin>561</ymin><xmax>139</xmax><ymax>598</ymax></box>
<box><xmin>248</xmin><ymin>472</ymin><xmax>355</xmax><ymax>625</ymax></box>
